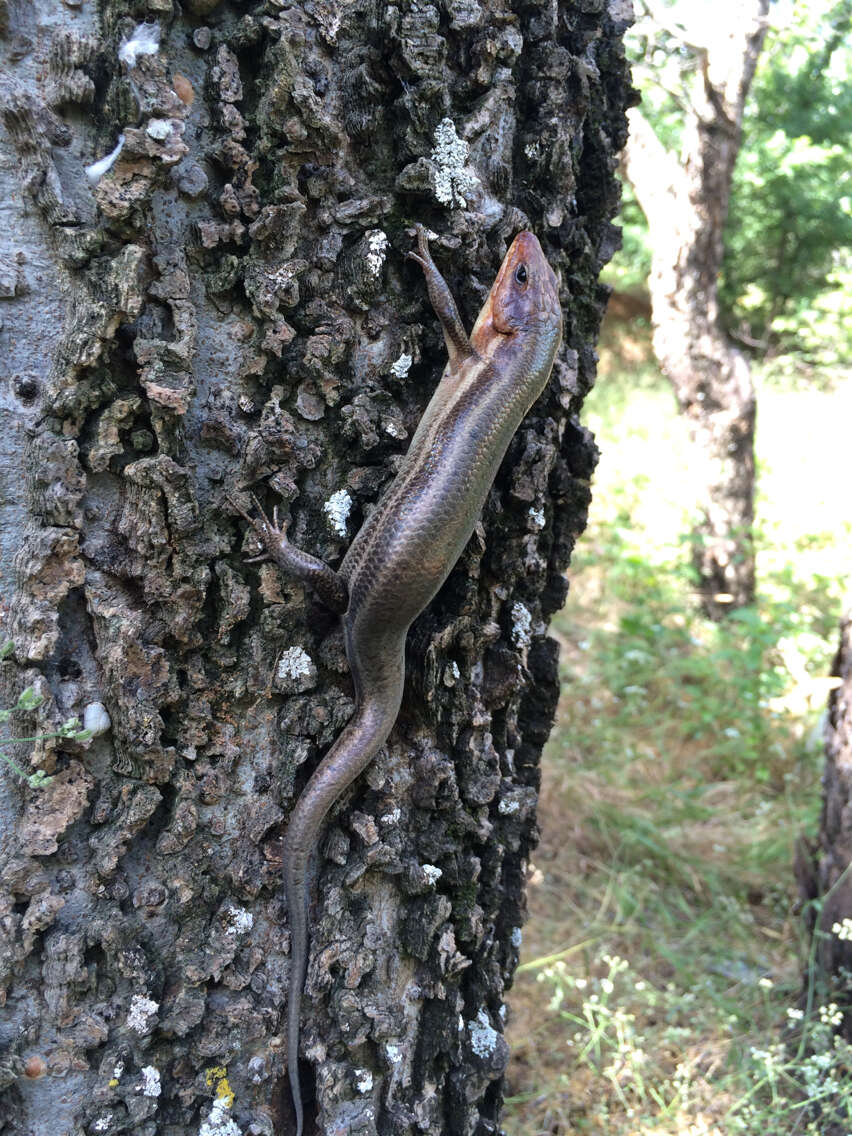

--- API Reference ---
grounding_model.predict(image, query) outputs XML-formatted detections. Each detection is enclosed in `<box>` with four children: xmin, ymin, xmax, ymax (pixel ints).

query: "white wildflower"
<box><xmin>819</xmin><ymin>1003</ymin><xmax>843</xmax><ymax>1027</ymax></box>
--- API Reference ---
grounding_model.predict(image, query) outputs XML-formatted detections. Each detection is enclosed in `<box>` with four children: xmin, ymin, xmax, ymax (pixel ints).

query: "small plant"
<box><xmin>517</xmin><ymin>938</ymin><xmax>852</xmax><ymax>1135</ymax></box>
<box><xmin>0</xmin><ymin>640</ymin><xmax>92</xmax><ymax>788</ymax></box>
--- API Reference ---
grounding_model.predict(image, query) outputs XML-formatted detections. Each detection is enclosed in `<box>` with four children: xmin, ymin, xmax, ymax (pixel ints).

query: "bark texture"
<box><xmin>803</xmin><ymin>614</ymin><xmax>852</xmax><ymax>999</ymax></box>
<box><xmin>623</xmin><ymin>0</ymin><xmax>769</xmax><ymax>618</ymax></box>
<box><xmin>792</xmin><ymin>612</ymin><xmax>852</xmax><ymax>1135</ymax></box>
<box><xmin>0</xmin><ymin>2</ymin><xmax>631</xmax><ymax>1134</ymax></box>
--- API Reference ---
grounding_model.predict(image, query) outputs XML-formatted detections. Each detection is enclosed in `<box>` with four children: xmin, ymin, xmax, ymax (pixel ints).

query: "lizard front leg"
<box><xmin>229</xmin><ymin>492</ymin><xmax>349</xmax><ymax>615</ymax></box>
<box><xmin>407</xmin><ymin>224</ymin><xmax>475</xmax><ymax>368</ymax></box>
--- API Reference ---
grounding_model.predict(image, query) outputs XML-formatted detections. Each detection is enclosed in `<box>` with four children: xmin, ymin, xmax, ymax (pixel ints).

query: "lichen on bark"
<box><xmin>0</xmin><ymin>1</ymin><xmax>632</xmax><ymax>1133</ymax></box>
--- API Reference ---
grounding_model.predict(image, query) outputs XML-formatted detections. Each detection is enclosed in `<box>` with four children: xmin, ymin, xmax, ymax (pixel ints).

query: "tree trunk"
<box><xmin>623</xmin><ymin>0</ymin><xmax>769</xmax><ymax>618</ymax></box>
<box><xmin>0</xmin><ymin>3</ymin><xmax>631</xmax><ymax>1135</ymax></box>
<box><xmin>790</xmin><ymin>611</ymin><xmax>852</xmax><ymax>1134</ymax></box>
<box><xmin>802</xmin><ymin>613</ymin><xmax>852</xmax><ymax>996</ymax></box>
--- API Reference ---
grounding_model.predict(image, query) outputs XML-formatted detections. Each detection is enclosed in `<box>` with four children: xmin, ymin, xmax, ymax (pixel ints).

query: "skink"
<box><xmin>233</xmin><ymin>225</ymin><xmax>562</xmax><ymax>1135</ymax></box>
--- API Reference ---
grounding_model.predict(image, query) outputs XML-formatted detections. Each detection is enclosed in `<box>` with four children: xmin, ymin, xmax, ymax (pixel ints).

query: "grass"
<box><xmin>503</xmin><ymin>324</ymin><xmax>852</xmax><ymax>1136</ymax></box>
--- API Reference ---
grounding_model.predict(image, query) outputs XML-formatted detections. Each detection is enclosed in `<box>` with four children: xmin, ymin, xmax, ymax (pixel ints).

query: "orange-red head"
<box><xmin>471</xmin><ymin>231</ymin><xmax>562</xmax><ymax>352</ymax></box>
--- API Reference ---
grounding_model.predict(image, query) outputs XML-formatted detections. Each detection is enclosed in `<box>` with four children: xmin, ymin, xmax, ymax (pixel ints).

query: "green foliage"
<box><xmin>721</xmin><ymin>0</ymin><xmax>852</xmax><ymax>363</ymax></box>
<box><xmin>615</xmin><ymin>0</ymin><xmax>852</xmax><ymax>369</ymax></box>
<box><xmin>571</xmin><ymin>504</ymin><xmax>843</xmax><ymax>785</ymax></box>
<box><xmin>0</xmin><ymin>650</ymin><xmax>93</xmax><ymax>788</ymax></box>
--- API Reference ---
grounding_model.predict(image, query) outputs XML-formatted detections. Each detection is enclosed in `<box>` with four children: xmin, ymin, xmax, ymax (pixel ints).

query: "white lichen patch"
<box><xmin>93</xmin><ymin>1116</ymin><xmax>113</xmax><ymax>1132</ymax></box>
<box><xmin>199</xmin><ymin>1098</ymin><xmax>242</xmax><ymax>1136</ymax></box>
<box><xmin>389</xmin><ymin>352</ymin><xmax>412</xmax><ymax>379</ymax></box>
<box><xmin>354</xmin><ymin>1069</ymin><xmax>373</xmax><ymax>1093</ymax></box>
<box><xmin>384</xmin><ymin>420</ymin><xmax>407</xmax><ymax>439</ymax></box>
<box><xmin>421</xmin><ymin>864</ymin><xmax>443</xmax><ymax>885</ymax></box>
<box><xmin>469</xmin><ymin>1009</ymin><xmax>498</xmax><ymax>1057</ymax></box>
<box><xmin>269</xmin><ymin>264</ymin><xmax>300</xmax><ymax>291</ymax></box>
<box><xmin>608</xmin><ymin>0</ymin><xmax>634</xmax><ymax>23</ymax></box>
<box><xmin>224</xmin><ymin>905</ymin><xmax>253</xmax><ymax>936</ymax></box>
<box><xmin>498</xmin><ymin>797</ymin><xmax>520</xmax><ymax>815</ymax></box>
<box><xmin>511</xmin><ymin>927</ymin><xmax>523</xmax><ymax>948</ymax></box>
<box><xmin>140</xmin><ymin>1066</ymin><xmax>161</xmax><ymax>1098</ymax></box>
<box><xmin>365</xmin><ymin>230</ymin><xmax>389</xmax><ymax>276</ymax></box>
<box><xmin>381</xmin><ymin>808</ymin><xmax>401</xmax><ymax>825</ymax></box>
<box><xmin>385</xmin><ymin>1043</ymin><xmax>403</xmax><ymax>1065</ymax></box>
<box><xmin>277</xmin><ymin>647</ymin><xmax>315</xmax><ymax>682</ymax></box>
<box><xmin>127</xmin><ymin>994</ymin><xmax>159</xmax><ymax>1033</ymax></box>
<box><xmin>511</xmin><ymin>601</ymin><xmax>532</xmax><ymax>648</ymax></box>
<box><xmin>316</xmin><ymin>7</ymin><xmax>342</xmax><ymax>43</ymax></box>
<box><xmin>85</xmin><ymin>136</ymin><xmax>125</xmax><ymax>184</ymax></box>
<box><xmin>118</xmin><ymin>22</ymin><xmax>160</xmax><ymax>67</ymax></box>
<box><xmin>528</xmin><ymin>506</ymin><xmax>545</xmax><ymax>530</ymax></box>
<box><xmin>113</xmin><ymin>1061</ymin><xmax>125</xmax><ymax>1081</ymax></box>
<box><xmin>146</xmin><ymin>118</ymin><xmax>178</xmax><ymax>141</ymax></box>
<box><xmin>323</xmin><ymin>489</ymin><xmax>352</xmax><ymax>537</ymax></box>
<box><xmin>430</xmin><ymin>118</ymin><xmax>480</xmax><ymax>208</ymax></box>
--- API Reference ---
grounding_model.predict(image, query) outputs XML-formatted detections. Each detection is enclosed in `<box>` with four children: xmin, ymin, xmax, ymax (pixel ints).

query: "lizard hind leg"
<box><xmin>228</xmin><ymin>491</ymin><xmax>349</xmax><ymax>614</ymax></box>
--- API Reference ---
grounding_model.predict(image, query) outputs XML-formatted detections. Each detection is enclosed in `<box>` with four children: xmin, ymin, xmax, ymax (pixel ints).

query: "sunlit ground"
<box><xmin>503</xmin><ymin>329</ymin><xmax>852</xmax><ymax>1136</ymax></box>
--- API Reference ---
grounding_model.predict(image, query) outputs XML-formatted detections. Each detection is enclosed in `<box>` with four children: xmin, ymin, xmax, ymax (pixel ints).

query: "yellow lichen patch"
<box><xmin>204</xmin><ymin>1066</ymin><xmax>235</xmax><ymax>1109</ymax></box>
<box><xmin>108</xmin><ymin>1078</ymin><xmax>119</xmax><ymax>1088</ymax></box>
<box><xmin>215</xmin><ymin>1077</ymin><xmax>235</xmax><ymax>1108</ymax></box>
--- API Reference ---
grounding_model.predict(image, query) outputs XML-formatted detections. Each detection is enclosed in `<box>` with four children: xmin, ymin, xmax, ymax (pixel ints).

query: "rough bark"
<box><xmin>790</xmin><ymin>612</ymin><xmax>852</xmax><ymax>1135</ymax></box>
<box><xmin>800</xmin><ymin>614</ymin><xmax>852</xmax><ymax>998</ymax></box>
<box><xmin>623</xmin><ymin>0</ymin><xmax>769</xmax><ymax>618</ymax></box>
<box><xmin>0</xmin><ymin>3</ymin><xmax>631</xmax><ymax>1135</ymax></box>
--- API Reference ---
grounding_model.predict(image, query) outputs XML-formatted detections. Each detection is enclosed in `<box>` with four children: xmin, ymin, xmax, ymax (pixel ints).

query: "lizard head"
<box><xmin>471</xmin><ymin>231</ymin><xmax>562</xmax><ymax>349</ymax></box>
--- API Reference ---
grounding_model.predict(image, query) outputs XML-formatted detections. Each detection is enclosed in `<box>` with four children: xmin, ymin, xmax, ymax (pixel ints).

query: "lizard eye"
<box><xmin>515</xmin><ymin>264</ymin><xmax>528</xmax><ymax>284</ymax></box>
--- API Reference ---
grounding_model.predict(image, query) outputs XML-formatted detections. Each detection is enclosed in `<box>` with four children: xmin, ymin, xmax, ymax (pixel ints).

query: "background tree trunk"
<box><xmin>0</xmin><ymin>2</ymin><xmax>632</xmax><ymax>1134</ymax></box>
<box><xmin>791</xmin><ymin>611</ymin><xmax>852</xmax><ymax>1135</ymax></box>
<box><xmin>800</xmin><ymin>613</ymin><xmax>852</xmax><ymax>1007</ymax></box>
<box><xmin>623</xmin><ymin>0</ymin><xmax>769</xmax><ymax>618</ymax></box>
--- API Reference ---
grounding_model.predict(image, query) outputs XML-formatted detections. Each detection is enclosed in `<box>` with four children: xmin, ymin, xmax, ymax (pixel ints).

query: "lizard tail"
<box><xmin>283</xmin><ymin>659</ymin><xmax>404</xmax><ymax>1136</ymax></box>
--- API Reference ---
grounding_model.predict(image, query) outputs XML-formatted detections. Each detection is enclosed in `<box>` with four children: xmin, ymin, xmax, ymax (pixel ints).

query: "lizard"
<box><xmin>231</xmin><ymin>224</ymin><xmax>563</xmax><ymax>1135</ymax></box>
